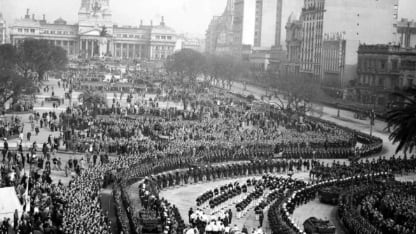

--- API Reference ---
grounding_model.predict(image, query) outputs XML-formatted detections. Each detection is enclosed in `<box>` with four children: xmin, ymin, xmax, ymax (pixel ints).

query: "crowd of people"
<box><xmin>1</xmin><ymin>64</ymin><xmax>414</xmax><ymax>234</ymax></box>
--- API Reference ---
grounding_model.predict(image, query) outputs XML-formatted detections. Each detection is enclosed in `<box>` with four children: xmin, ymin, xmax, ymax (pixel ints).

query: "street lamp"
<box><xmin>336</xmin><ymin>91</ymin><xmax>341</xmax><ymax>118</ymax></box>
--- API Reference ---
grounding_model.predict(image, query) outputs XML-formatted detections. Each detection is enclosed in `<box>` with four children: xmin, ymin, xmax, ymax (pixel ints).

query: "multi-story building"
<box><xmin>205</xmin><ymin>0</ymin><xmax>235</xmax><ymax>54</ymax></box>
<box><xmin>397</xmin><ymin>18</ymin><xmax>416</xmax><ymax>48</ymax></box>
<box><xmin>299</xmin><ymin>0</ymin><xmax>399</xmax><ymax>85</ymax></box>
<box><xmin>299</xmin><ymin>0</ymin><xmax>325</xmax><ymax>79</ymax></box>
<box><xmin>356</xmin><ymin>44</ymin><xmax>416</xmax><ymax>106</ymax></box>
<box><xmin>0</xmin><ymin>13</ymin><xmax>6</xmax><ymax>44</ymax></box>
<box><xmin>9</xmin><ymin>0</ymin><xmax>177</xmax><ymax>61</ymax></box>
<box><xmin>321</xmin><ymin>36</ymin><xmax>346</xmax><ymax>88</ymax></box>
<box><xmin>283</xmin><ymin>12</ymin><xmax>302</xmax><ymax>75</ymax></box>
<box><xmin>254</xmin><ymin>0</ymin><xmax>283</xmax><ymax>48</ymax></box>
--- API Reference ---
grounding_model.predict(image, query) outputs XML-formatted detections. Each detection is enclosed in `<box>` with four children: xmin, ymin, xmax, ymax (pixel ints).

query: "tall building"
<box><xmin>356</xmin><ymin>44</ymin><xmax>416</xmax><ymax>107</ymax></box>
<box><xmin>0</xmin><ymin>13</ymin><xmax>6</xmax><ymax>44</ymax></box>
<box><xmin>299</xmin><ymin>0</ymin><xmax>325</xmax><ymax>79</ymax></box>
<box><xmin>299</xmin><ymin>0</ymin><xmax>399</xmax><ymax>86</ymax></box>
<box><xmin>9</xmin><ymin>0</ymin><xmax>177</xmax><ymax>61</ymax></box>
<box><xmin>397</xmin><ymin>18</ymin><xmax>416</xmax><ymax>48</ymax></box>
<box><xmin>254</xmin><ymin>0</ymin><xmax>283</xmax><ymax>48</ymax></box>
<box><xmin>232</xmin><ymin>0</ymin><xmax>256</xmax><ymax>55</ymax></box>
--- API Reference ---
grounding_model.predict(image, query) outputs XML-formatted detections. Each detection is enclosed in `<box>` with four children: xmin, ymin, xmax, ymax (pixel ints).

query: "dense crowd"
<box><xmin>1</xmin><ymin>66</ymin><xmax>411</xmax><ymax>234</ymax></box>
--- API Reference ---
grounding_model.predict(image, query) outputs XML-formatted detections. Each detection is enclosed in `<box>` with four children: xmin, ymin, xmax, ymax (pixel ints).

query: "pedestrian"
<box><xmin>26</xmin><ymin>132</ymin><xmax>31</xmax><ymax>141</ymax></box>
<box><xmin>259</xmin><ymin>212</ymin><xmax>264</xmax><ymax>227</ymax></box>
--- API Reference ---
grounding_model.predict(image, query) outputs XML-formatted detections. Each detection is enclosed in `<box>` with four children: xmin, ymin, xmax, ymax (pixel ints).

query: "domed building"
<box><xmin>9</xmin><ymin>0</ymin><xmax>177</xmax><ymax>61</ymax></box>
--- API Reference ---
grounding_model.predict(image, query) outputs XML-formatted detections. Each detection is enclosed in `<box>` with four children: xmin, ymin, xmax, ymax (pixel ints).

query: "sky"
<box><xmin>1</xmin><ymin>0</ymin><xmax>416</xmax><ymax>40</ymax></box>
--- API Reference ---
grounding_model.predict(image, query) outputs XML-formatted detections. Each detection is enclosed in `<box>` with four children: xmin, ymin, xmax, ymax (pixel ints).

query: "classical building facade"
<box><xmin>0</xmin><ymin>13</ymin><xmax>6</xmax><ymax>44</ymax></box>
<box><xmin>9</xmin><ymin>0</ymin><xmax>177</xmax><ymax>61</ymax></box>
<box><xmin>356</xmin><ymin>44</ymin><xmax>416</xmax><ymax>106</ymax></box>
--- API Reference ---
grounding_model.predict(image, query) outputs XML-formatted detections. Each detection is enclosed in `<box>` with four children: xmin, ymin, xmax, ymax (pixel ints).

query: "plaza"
<box><xmin>1</xmin><ymin>0</ymin><xmax>416</xmax><ymax>234</ymax></box>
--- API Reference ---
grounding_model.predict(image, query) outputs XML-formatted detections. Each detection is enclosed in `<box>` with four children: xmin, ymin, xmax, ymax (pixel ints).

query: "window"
<box><xmin>380</xmin><ymin>60</ymin><xmax>386</xmax><ymax>70</ymax></box>
<box><xmin>378</xmin><ymin>78</ymin><xmax>384</xmax><ymax>86</ymax></box>
<box><xmin>57</xmin><ymin>31</ymin><xmax>62</xmax><ymax>35</ymax></box>
<box><xmin>156</xmin><ymin>35</ymin><xmax>160</xmax><ymax>39</ymax></box>
<box><xmin>18</xmin><ymin>28</ymin><xmax>23</xmax><ymax>33</ymax></box>
<box><xmin>167</xmin><ymin>36</ymin><xmax>172</xmax><ymax>40</ymax></box>
<box><xmin>129</xmin><ymin>34</ymin><xmax>134</xmax><ymax>38</ymax></box>
<box><xmin>30</xmin><ymin>29</ymin><xmax>35</xmax><ymax>33</ymax></box>
<box><xmin>24</xmin><ymin>29</ymin><xmax>29</xmax><ymax>33</ymax></box>
<box><xmin>161</xmin><ymin>36</ymin><xmax>166</xmax><ymax>40</ymax></box>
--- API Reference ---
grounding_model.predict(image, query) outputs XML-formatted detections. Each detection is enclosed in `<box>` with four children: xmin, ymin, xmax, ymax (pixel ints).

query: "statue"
<box><xmin>99</xmin><ymin>26</ymin><xmax>109</xmax><ymax>57</ymax></box>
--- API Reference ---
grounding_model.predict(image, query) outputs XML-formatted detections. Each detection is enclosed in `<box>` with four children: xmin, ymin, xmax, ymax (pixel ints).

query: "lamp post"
<box><xmin>336</xmin><ymin>91</ymin><xmax>341</xmax><ymax>118</ymax></box>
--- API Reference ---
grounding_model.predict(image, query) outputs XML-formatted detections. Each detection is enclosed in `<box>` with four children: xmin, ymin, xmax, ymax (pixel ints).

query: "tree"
<box><xmin>0</xmin><ymin>44</ymin><xmax>35</xmax><ymax>109</ymax></box>
<box><xmin>17</xmin><ymin>39</ymin><xmax>68</xmax><ymax>81</ymax></box>
<box><xmin>276</xmin><ymin>73</ymin><xmax>323</xmax><ymax>112</ymax></box>
<box><xmin>386</xmin><ymin>87</ymin><xmax>416</xmax><ymax>154</ymax></box>
<box><xmin>165</xmin><ymin>49</ymin><xmax>204</xmax><ymax>82</ymax></box>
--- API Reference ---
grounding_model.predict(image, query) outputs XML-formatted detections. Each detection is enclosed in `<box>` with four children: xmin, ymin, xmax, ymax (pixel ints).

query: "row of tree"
<box><xmin>165</xmin><ymin>49</ymin><xmax>247</xmax><ymax>89</ymax></box>
<box><xmin>165</xmin><ymin>49</ymin><xmax>323</xmax><ymax>112</ymax></box>
<box><xmin>0</xmin><ymin>39</ymin><xmax>68</xmax><ymax>109</ymax></box>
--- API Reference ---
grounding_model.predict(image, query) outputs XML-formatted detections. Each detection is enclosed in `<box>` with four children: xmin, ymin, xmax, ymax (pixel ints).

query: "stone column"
<box><xmin>91</xmin><ymin>40</ymin><xmax>94</xmax><ymax>57</ymax></box>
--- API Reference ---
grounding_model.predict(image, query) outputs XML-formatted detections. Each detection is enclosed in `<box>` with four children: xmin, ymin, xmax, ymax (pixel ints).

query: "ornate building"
<box><xmin>356</xmin><ymin>44</ymin><xmax>416</xmax><ymax>107</ymax></box>
<box><xmin>9</xmin><ymin>0</ymin><xmax>177</xmax><ymax>60</ymax></box>
<box><xmin>283</xmin><ymin>13</ymin><xmax>302</xmax><ymax>75</ymax></box>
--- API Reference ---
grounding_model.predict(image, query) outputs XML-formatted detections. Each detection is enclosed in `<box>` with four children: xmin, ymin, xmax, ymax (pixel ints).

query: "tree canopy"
<box><xmin>17</xmin><ymin>39</ymin><xmax>68</xmax><ymax>80</ymax></box>
<box><xmin>166</xmin><ymin>49</ymin><xmax>247</xmax><ymax>88</ymax></box>
<box><xmin>386</xmin><ymin>87</ymin><xmax>416</xmax><ymax>154</ymax></box>
<box><xmin>0</xmin><ymin>39</ymin><xmax>68</xmax><ymax>109</ymax></box>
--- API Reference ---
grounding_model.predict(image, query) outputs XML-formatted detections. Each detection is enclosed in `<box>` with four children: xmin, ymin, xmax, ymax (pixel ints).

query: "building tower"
<box><xmin>299</xmin><ymin>0</ymin><xmax>325</xmax><ymax>79</ymax></box>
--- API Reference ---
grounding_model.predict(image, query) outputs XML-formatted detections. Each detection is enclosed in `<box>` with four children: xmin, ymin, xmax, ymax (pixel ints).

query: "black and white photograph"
<box><xmin>0</xmin><ymin>0</ymin><xmax>416</xmax><ymax>233</ymax></box>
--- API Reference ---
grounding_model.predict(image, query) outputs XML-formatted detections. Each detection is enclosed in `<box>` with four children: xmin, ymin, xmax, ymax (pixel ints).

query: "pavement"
<box><xmin>159</xmin><ymin>172</ymin><xmax>311</xmax><ymax>233</ymax></box>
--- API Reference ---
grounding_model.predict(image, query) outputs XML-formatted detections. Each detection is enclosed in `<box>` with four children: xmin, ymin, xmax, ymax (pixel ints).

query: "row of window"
<box><xmin>16</xmin><ymin>28</ymin><xmax>76</xmax><ymax>35</ymax></box>
<box><xmin>154</xmin><ymin>35</ymin><xmax>173</xmax><ymax>40</ymax></box>
<box><xmin>152</xmin><ymin>46</ymin><xmax>173</xmax><ymax>51</ymax></box>
<box><xmin>113</xmin><ymin>34</ymin><xmax>173</xmax><ymax>40</ymax></box>
<box><xmin>116</xmin><ymin>34</ymin><xmax>146</xmax><ymax>39</ymax></box>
